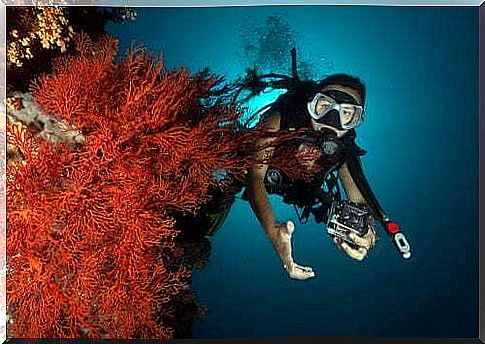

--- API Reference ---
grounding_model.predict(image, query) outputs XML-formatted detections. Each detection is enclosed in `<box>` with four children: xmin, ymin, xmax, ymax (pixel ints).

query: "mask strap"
<box><xmin>320</xmin><ymin>85</ymin><xmax>363</xmax><ymax>106</ymax></box>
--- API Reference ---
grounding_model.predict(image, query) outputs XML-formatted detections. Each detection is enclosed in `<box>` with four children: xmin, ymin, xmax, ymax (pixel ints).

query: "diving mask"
<box><xmin>307</xmin><ymin>93</ymin><xmax>364</xmax><ymax>130</ymax></box>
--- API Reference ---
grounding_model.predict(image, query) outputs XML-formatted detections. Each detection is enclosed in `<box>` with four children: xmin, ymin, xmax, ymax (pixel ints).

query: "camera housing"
<box><xmin>326</xmin><ymin>200</ymin><xmax>374</xmax><ymax>243</ymax></box>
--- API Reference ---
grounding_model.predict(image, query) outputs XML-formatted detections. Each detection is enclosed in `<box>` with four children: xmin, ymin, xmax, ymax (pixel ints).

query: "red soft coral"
<box><xmin>7</xmin><ymin>31</ymin><xmax>318</xmax><ymax>339</ymax></box>
<box><xmin>7</xmin><ymin>34</ymin><xmax>265</xmax><ymax>339</ymax></box>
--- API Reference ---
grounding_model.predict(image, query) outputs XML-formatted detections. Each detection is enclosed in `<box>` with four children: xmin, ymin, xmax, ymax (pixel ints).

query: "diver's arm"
<box><xmin>336</xmin><ymin>162</ymin><xmax>377</xmax><ymax>260</ymax></box>
<box><xmin>247</xmin><ymin>112</ymin><xmax>316</xmax><ymax>280</ymax></box>
<box><xmin>338</xmin><ymin>162</ymin><xmax>367</xmax><ymax>205</ymax></box>
<box><xmin>247</xmin><ymin>113</ymin><xmax>280</xmax><ymax>230</ymax></box>
<box><xmin>340</xmin><ymin>154</ymin><xmax>412</xmax><ymax>260</ymax></box>
<box><xmin>341</xmin><ymin>153</ymin><xmax>389</xmax><ymax>226</ymax></box>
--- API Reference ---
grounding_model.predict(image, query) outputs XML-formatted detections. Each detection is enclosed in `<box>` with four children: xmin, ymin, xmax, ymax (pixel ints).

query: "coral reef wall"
<box><xmin>5</xmin><ymin>32</ymin><xmax>262</xmax><ymax>339</ymax></box>
<box><xmin>5</xmin><ymin>7</ymin><xmax>323</xmax><ymax>339</ymax></box>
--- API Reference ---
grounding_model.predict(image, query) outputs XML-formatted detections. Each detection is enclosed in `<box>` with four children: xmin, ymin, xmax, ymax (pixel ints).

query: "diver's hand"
<box><xmin>333</xmin><ymin>225</ymin><xmax>377</xmax><ymax>261</ymax></box>
<box><xmin>266</xmin><ymin>220</ymin><xmax>316</xmax><ymax>280</ymax></box>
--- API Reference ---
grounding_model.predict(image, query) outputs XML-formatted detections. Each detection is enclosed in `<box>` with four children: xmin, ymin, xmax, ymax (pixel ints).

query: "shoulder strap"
<box><xmin>342</xmin><ymin>129</ymin><xmax>367</xmax><ymax>157</ymax></box>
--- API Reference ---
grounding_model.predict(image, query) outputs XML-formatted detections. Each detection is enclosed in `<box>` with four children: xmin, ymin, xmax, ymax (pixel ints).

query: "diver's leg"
<box><xmin>267</xmin><ymin>221</ymin><xmax>315</xmax><ymax>280</ymax></box>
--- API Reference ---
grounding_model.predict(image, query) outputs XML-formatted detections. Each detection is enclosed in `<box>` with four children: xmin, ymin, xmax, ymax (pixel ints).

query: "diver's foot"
<box><xmin>271</xmin><ymin>221</ymin><xmax>316</xmax><ymax>280</ymax></box>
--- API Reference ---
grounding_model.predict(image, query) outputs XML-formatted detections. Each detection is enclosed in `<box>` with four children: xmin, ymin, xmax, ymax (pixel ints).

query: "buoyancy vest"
<box><xmin>261</xmin><ymin>91</ymin><xmax>366</xmax><ymax>198</ymax></box>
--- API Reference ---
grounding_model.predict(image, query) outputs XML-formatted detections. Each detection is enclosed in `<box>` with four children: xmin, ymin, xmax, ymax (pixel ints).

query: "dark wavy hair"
<box><xmin>318</xmin><ymin>74</ymin><xmax>366</xmax><ymax>105</ymax></box>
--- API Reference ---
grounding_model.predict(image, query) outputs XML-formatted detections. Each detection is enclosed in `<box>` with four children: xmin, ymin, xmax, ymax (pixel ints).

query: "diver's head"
<box><xmin>307</xmin><ymin>74</ymin><xmax>366</xmax><ymax>137</ymax></box>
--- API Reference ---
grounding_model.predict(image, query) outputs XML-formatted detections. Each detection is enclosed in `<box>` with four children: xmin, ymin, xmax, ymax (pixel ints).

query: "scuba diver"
<box><xmin>239</xmin><ymin>49</ymin><xmax>411</xmax><ymax>280</ymax></box>
<box><xmin>243</xmin><ymin>72</ymin><xmax>381</xmax><ymax>280</ymax></box>
<box><xmin>180</xmin><ymin>48</ymin><xmax>411</xmax><ymax>281</ymax></box>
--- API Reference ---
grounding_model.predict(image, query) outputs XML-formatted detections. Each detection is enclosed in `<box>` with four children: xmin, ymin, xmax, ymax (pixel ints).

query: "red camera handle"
<box><xmin>385</xmin><ymin>221</ymin><xmax>411</xmax><ymax>260</ymax></box>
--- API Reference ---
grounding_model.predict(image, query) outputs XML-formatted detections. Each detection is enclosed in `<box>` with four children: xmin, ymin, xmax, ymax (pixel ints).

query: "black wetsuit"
<box><xmin>240</xmin><ymin>89</ymin><xmax>366</xmax><ymax>223</ymax></box>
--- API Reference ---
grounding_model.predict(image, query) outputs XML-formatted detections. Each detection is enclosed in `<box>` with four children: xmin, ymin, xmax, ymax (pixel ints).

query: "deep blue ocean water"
<box><xmin>107</xmin><ymin>6</ymin><xmax>478</xmax><ymax>338</ymax></box>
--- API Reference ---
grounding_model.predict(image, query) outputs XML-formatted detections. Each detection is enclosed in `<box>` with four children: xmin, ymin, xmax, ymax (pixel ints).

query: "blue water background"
<box><xmin>107</xmin><ymin>6</ymin><xmax>478</xmax><ymax>338</ymax></box>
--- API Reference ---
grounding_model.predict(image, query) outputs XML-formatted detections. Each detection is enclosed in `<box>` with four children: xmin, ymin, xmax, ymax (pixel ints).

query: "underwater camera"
<box><xmin>326</xmin><ymin>200</ymin><xmax>374</xmax><ymax>243</ymax></box>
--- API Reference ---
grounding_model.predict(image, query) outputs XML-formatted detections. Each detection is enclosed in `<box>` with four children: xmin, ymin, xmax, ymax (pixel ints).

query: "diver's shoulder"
<box><xmin>343</xmin><ymin>129</ymin><xmax>367</xmax><ymax>156</ymax></box>
<box><xmin>344</xmin><ymin>128</ymin><xmax>357</xmax><ymax>140</ymax></box>
<box><xmin>262</xmin><ymin>111</ymin><xmax>282</xmax><ymax>132</ymax></box>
